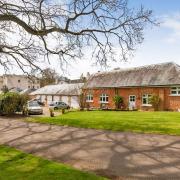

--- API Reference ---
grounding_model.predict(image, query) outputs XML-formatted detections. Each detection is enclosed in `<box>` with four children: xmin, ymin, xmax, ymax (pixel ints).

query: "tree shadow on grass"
<box><xmin>1</xmin><ymin>117</ymin><xmax>180</xmax><ymax>179</ymax></box>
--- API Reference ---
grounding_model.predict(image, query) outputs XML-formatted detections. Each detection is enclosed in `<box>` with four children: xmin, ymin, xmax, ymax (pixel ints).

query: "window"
<box><xmin>86</xmin><ymin>94</ymin><xmax>93</xmax><ymax>102</ymax></box>
<box><xmin>142</xmin><ymin>94</ymin><xmax>152</xmax><ymax>105</ymax></box>
<box><xmin>171</xmin><ymin>87</ymin><xmax>180</xmax><ymax>96</ymax></box>
<box><xmin>129</xmin><ymin>95</ymin><xmax>136</xmax><ymax>102</ymax></box>
<box><xmin>100</xmin><ymin>94</ymin><xmax>109</xmax><ymax>103</ymax></box>
<box><xmin>18</xmin><ymin>80</ymin><xmax>20</xmax><ymax>83</ymax></box>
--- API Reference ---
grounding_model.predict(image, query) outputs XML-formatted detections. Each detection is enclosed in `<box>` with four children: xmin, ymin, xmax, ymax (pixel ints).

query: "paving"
<box><xmin>0</xmin><ymin>117</ymin><xmax>180</xmax><ymax>179</ymax></box>
<box><xmin>34</xmin><ymin>106</ymin><xmax>62</xmax><ymax>117</ymax></box>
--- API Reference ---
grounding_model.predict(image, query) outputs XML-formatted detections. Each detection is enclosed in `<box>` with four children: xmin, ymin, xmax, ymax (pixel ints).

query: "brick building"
<box><xmin>83</xmin><ymin>62</ymin><xmax>180</xmax><ymax>111</ymax></box>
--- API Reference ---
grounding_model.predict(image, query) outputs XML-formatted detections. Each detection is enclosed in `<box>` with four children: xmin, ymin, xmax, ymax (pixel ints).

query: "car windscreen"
<box><xmin>58</xmin><ymin>102</ymin><xmax>66</xmax><ymax>105</ymax></box>
<box><xmin>28</xmin><ymin>101</ymin><xmax>39</xmax><ymax>107</ymax></box>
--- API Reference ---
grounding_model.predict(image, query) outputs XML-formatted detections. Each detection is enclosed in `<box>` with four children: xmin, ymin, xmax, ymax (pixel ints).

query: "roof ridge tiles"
<box><xmin>95</xmin><ymin>62</ymin><xmax>177</xmax><ymax>76</ymax></box>
<box><xmin>85</xmin><ymin>61</ymin><xmax>180</xmax><ymax>88</ymax></box>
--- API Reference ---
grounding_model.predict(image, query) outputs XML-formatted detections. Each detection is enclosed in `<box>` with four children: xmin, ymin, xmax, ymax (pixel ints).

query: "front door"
<box><xmin>129</xmin><ymin>95</ymin><xmax>136</xmax><ymax>110</ymax></box>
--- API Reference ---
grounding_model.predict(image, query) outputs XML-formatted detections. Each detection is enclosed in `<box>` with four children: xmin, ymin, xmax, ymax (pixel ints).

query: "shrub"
<box><xmin>149</xmin><ymin>95</ymin><xmax>161</xmax><ymax>111</ymax></box>
<box><xmin>0</xmin><ymin>92</ymin><xmax>29</xmax><ymax>115</ymax></box>
<box><xmin>79</xmin><ymin>93</ymin><xmax>86</xmax><ymax>110</ymax></box>
<box><xmin>113</xmin><ymin>95</ymin><xmax>123</xmax><ymax>110</ymax></box>
<box><xmin>49</xmin><ymin>108</ymin><xmax>54</xmax><ymax>117</ymax></box>
<box><xmin>86</xmin><ymin>103</ymin><xmax>90</xmax><ymax>111</ymax></box>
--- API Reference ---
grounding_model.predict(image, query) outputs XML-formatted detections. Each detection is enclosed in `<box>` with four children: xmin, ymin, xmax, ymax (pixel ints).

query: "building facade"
<box><xmin>83</xmin><ymin>62</ymin><xmax>180</xmax><ymax>111</ymax></box>
<box><xmin>0</xmin><ymin>74</ymin><xmax>40</xmax><ymax>91</ymax></box>
<box><xmin>0</xmin><ymin>76</ymin><xmax>3</xmax><ymax>90</ymax></box>
<box><xmin>30</xmin><ymin>83</ymin><xmax>84</xmax><ymax>108</ymax></box>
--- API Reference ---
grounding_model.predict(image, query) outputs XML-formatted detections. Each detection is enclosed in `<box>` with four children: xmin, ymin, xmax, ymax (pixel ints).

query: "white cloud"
<box><xmin>1</xmin><ymin>8</ymin><xmax>180</xmax><ymax>79</ymax></box>
<box><xmin>162</xmin><ymin>14</ymin><xmax>180</xmax><ymax>44</ymax></box>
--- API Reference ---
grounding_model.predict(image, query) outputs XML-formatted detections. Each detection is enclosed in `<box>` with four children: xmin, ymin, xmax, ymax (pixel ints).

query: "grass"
<box><xmin>27</xmin><ymin>110</ymin><xmax>180</xmax><ymax>135</ymax></box>
<box><xmin>0</xmin><ymin>145</ymin><xmax>106</xmax><ymax>180</ymax></box>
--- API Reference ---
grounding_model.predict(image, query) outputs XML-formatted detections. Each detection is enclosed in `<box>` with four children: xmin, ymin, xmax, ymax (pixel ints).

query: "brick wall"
<box><xmin>169</xmin><ymin>96</ymin><xmax>180</xmax><ymax>111</ymax></box>
<box><xmin>83</xmin><ymin>87</ymin><xmax>180</xmax><ymax>111</ymax></box>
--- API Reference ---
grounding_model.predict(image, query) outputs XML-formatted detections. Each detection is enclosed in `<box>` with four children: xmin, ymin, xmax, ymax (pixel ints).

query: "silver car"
<box><xmin>49</xmin><ymin>101</ymin><xmax>70</xmax><ymax>110</ymax></box>
<box><xmin>27</xmin><ymin>101</ymin><xmax>43</xmax><ymax>115</ymax></box>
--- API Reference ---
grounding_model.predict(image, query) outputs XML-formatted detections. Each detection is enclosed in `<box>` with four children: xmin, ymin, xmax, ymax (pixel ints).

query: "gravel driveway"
<box><xmin>0</xmin><ymin>117</ymin><xmax>180</xmax><ymax>179</ymax></box>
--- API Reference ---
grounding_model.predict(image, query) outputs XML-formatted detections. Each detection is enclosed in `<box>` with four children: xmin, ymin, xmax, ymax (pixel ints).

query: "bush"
<box><xmin>49</xmin><ymin>108</ymin><xmax>54</xmax><ymax>117</ymax></box>
<box><xmin>149</xmin><ymin>95</ymin><xmax>161</xmax><ymax>111</ymax></box>
<box><xmin>0</xmin><ymin>92</ymin><xmax>29</xmax><ymax>115</ymax></box>
<box><xmin>79</xmin><ymin>93</ymin><xmax>86</xmax><ymax>110</ymax></box>
<box><xmin>113</xmin><ymin>95</ymin><xmax>123</xmax><ymax>110</ymax></box>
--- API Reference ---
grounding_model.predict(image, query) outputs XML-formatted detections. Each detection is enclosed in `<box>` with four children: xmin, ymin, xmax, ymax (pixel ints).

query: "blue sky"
<box><xmin>2</xmin><ymin>0</ymin><xmax>179</xmax><ymax>78</ymax></box>
<box><xmin>63</xmin><ymin>0</ymin><xmax>180</xmax><ymax>78</ymax></box>
<box><xmin>130</xmin><ymin>0</ymin><xmax>180</xmax><ymax>13</ymax></box>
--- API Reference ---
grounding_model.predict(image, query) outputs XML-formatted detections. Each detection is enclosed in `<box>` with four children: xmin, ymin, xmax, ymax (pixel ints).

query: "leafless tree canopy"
<box><xmin>0</xmin><ymin>0</ymin><xmax>154</xmax><ymax>73</ymax></box>
<box><xmin>39</xmin><ymin>68</ymin><xmax>59</xmax><ymax>87</ymax></box>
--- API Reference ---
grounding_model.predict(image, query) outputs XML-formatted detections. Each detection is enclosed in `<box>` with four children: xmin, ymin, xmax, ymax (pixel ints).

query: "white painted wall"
<box><xmin>71</xmin><ymin>96</ymin><xmax>79</xmax><ymax>108</ymax></box>
<box><xmin>2</xmin><ymin>75</ymin><xmax>40</xmax><ymax>91</ymax></box>
<box><xmin>54</xmin><ymin>96</ymin><xmax>60</xmax><ymax>101</ymax></box>
<box><xmin>33</xmin><ymin>94</ymin><xmax>80</xmax><ymax>108</ymax></box>
<box><xmin>47</xmin><ymin>95</ymin><xmax>53</xmax><ymax>104</ymax></box>
<box><xmin>62</xmin><ymin>96</ymin><xmax>68</xmax><ymax>104</ymax></box>
<box><xmin>41</xmin><ymin>95</ymin><xmax>46</xmax><ymax>102</ymax></box>
<box><xmin>36</xmin><ymin>95</ymin><xmax>40</xmax><ymax>99</ymax></box>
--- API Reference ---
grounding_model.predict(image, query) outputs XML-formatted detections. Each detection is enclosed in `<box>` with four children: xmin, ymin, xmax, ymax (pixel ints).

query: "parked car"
<box><xmin>27</xmin><ymin>101</ymin><xmax>43</xmax><ymax>115</ymax></box>
<box><xmin>49</xmin><ymin>101</ymin><xmax>70</xmax><ymax>110</ymax></box>
<box><xmin>32</xmin><ymin>99</ymin><xmax>45</xmax><ymax>106</ymax></box>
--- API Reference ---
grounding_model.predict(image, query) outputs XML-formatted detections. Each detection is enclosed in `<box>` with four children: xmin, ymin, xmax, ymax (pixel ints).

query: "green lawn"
<box><xmin>27</xmin><ymin>110</ymin><xmax>180</xmax><ymax>135</ymax></box>
<box><xmin>0</xmin><ymin>145</ymin><xmax>106</xmax><ymax>180</ymax></box>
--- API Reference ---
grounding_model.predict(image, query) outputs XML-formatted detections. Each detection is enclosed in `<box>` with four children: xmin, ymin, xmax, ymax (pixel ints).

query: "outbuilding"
<box><xmin>30</xmin><ymin>83</ymin><xmax>83</xmax><ymax>108</ymax></box>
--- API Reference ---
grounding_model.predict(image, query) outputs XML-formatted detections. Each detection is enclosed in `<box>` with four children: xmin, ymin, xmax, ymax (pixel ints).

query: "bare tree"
<box><xmin>39</xmin><ymin>68</ymin><xmax>58</xmax><ymax>87</ymax></box>
<box><xmin>0</xmin><ymin>0</ymin><xmax>155</xmax><ymax>73</ymax></box>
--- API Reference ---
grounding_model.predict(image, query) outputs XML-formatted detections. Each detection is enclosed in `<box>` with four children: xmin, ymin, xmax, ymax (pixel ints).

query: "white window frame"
<box><xmin>86</xmin><ymin>94</ymin><xmax>93</xmax><ymax>102</ymax></box>
<box><xmin>129</xmin><ymin>95</ymin><xmax>136</xmax><ymax>102</ymax></box>
<box><xmin>100</xmin><ymin>94</ymin><xmax>109</xmax><ymax>103</ymax></box>
<box><xmin>170</xmin><ymin>87</ymin><xmax>180</xmax><ymax>96</ymax></box>
<box><xmin>142</xmin><ymin>94</ymin><xmax>152</xmax><ymax>106</ymax></box>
